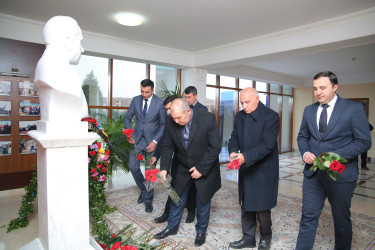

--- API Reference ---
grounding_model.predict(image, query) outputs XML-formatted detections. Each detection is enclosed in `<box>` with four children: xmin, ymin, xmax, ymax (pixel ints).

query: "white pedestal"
<box><xmin>22</xmin><ymin>121</ymin><xmax>99</xmax><ymax>250</ymax></box>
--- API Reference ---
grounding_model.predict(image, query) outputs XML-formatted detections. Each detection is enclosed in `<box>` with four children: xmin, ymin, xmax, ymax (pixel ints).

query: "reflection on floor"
<box><xmin>0</xmin><ymin>152</ymin><xmax>374</xmax><ymax>249</ymax></box>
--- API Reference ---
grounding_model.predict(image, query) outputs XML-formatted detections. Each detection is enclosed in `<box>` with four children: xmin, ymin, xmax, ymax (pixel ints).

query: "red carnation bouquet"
<box><xmin>123</xmin><ymin>128</ymin><xmax>181</xmax><ymax>206</ymax></box>
<box><xmin>310</xmin><ymin>152</ymin><xmax>348</xmax><ymax>181</ymax></box>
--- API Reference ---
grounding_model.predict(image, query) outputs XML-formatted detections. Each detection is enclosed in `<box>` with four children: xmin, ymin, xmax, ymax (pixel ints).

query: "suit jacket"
<box><xmin>160</xmin><ymin>108</ymin><xmax>221</xmax><ymax>205</ymax></box>
<box><xmin>124</xmin><ymin>95</ymin><xmax>167</xmax><ymax>145</ymax></box>
<box><xmin>193</xmin><ymin>101</ymin><xmax>208</xmax><ymax>111</ymax></box>
<box><xmin>228</xmin><ymin>102</ymin><xmax>280</xmax><ymax>211</ymax></box>
<box><xmin>297</xmin><ymin>95</ymin><xmax>372</xmax><ymax>182</ymax></box>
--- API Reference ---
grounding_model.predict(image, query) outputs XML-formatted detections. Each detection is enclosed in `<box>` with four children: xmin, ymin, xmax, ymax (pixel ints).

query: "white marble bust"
<box><xmin>34</xmin><ymin>16</ymin><xmax>88</xmax><ymax>123</ymax></box>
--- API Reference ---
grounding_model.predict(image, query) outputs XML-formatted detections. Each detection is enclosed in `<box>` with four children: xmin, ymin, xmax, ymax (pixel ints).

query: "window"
<box><xmin>207</xmin><ymin>74</ymin><xmax>294</xmax><ymax>161</ymax></box>
<box><xmin>112</xmin><ymin>60</ymin><xmax>147</xmax><ymax>107</ymax></box>
<box><xmin>74</xmin><ymin>55</ymin><xmax>181</xmax><ymax>124</ymax></box>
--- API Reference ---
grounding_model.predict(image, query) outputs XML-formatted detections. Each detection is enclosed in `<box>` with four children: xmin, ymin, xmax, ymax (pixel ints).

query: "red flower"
<box><xmin>93</xmin><ymin>176</ymin><xmax>98</xmax><ymax>180</ymax></box>
<box><xmin>123</xmin><ymin>129</ymin><xmax>134</xmax><ymax>138</ymax></box>
<box><xmin>99</xmin><ymin>242</ymin><xmax>106</xmax><ymax>249</ymax></box>
<box><xmin>330</xmin><ymin>160</ymin><xmax>345</xmax><ymax>174</ymax></box>
<box><xmin>145</xmin><ymin>169</ymin><xmax>158</xmax><ymax>183</ymax></box>
<box><xmin>112</xmin><ymin>241</ymin><xmax>121</xmax><ymax>250</ymax></box>
<box><xmin>90</xmin><ymin>151</ymin><xmax>96</xmax><ymax>156</ymax></box>
<box><xmin>90</xmin><ymin>168</ymin><xmax>97</xmax><ymax>174</ymax></box>
<box><xmin>102</xmin><ymin>167</ymin><xmax>107</xmax><ymax>172</ymax></box>
<box><xmin>97</xmin><ymin>142</ymin><xmax>102</xmax><ymax>148</ymax></box>
<box><xmin>111</xmin><ymin>234</ymin><xmax>116</xmax><ymax>238</ymax></box>
<box><xmin>227</xmin><ymin>159</ymin><xmax>240</xmax><ymax>170</ymax></box>
<box><xmin>137</xmin><ymin>154</ymin><xmax>143</xmax><ymax>161</ymax></box>
<box><xmin>97</xmin><ymin>164</ymin><xmax>103</xmax><ymax>169</ymax></box>
<box><xmin>105</xmin><ymin>150</ymin><xmax>110</xmax><ymax>156</ymax></box>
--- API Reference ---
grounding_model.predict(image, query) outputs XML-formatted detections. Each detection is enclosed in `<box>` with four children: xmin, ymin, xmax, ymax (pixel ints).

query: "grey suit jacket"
<box><xmin>124</xmin><ymin>94</ymin><xmax>167</xmax><ymax>145</ymax></box>
<box><xmin>297</xmin><ymin>95</ymin><xmax>372</xmax><ymax>182</ymax></box>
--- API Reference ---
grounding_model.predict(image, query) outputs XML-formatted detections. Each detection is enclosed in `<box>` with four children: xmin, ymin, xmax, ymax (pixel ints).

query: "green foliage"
<box><xmin>103</xmin><ymin>115</ymin><xmax>132</xmax><ymax>174</ymax></box>
<box><xmin>157</xmin><ymin>80</ymin><xmax>182</xmax><ymax>100</ymax></box>
<box><xmin>6</xmin><ymin>166</ymin><xmax>37</xmax><ymax>232</ymax></box>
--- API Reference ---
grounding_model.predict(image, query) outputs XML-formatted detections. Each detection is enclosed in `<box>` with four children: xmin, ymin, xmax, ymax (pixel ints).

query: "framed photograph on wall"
<box><xmin>0</xmin><ymin>101</ymin><xmax>11</xmax><ymax>116</ymax></box>
<box><xmin>18</xmin><ymin>80</ymin><xmax>38</xmax><ymax>97</ymax></box>
<box><xmin>0</xmin><ymin>141</ymin><xmax>12</xmax><ymax>156</ymax></box>
<box><xmin>19</xmin><ymin>121</ymin><xmax>37</xmax><ymax>135</ymax></box>
<box><xmin>19</xmin><ymin>139</ymin><xmax>37</xmax><ymax>154</ymax></box>
<box><xmin>19</xmin><ymin>101</ymin><xmax>40</xmax><ymax>116</ymax></box>
<box><xmin>0</xmin><ymin>121</ymin><xmax>11</xmax><ymax>136</ymax></box>
<box><xmin>0</xmin><ymin>80</ymin><xmax>12</xmax><ymax>96</ymax></box>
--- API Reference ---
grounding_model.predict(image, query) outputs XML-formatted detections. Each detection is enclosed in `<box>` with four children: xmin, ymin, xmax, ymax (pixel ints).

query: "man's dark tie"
<box><xmin>319</xmin><ymin>104</ymin><xmax>329</xmax><ymax>136</ymax></box>
<box><xmin>183</xmin><ymin>123</ymin><xmax>190</xmax><ymax>148</ymax></box>
<box><xmin>189</xmin><ymin>105</ymin><xmax>194</xmax><ymax>109</ymax></box>
<box><xmin>143</xmin><ymin>99</ymin><xmax>148</xmax><ymax>119</ymax></box>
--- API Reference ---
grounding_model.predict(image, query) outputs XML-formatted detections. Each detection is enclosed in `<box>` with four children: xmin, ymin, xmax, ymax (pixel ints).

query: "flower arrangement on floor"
<box><xmin>4</xmin><ymin>165</ymin><xmax>37</xmax><ymax>233</ymax></box>
<box><xmin>310</xmin><ymin>152</ymin><xmax>348</xmax><ymax>181</ymax></box>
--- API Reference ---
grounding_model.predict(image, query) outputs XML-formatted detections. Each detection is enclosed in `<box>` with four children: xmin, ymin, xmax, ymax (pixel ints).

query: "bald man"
<box><xmin>228</xmin><ymin>87</ymin><xmax>280</xmax><ymax>250</ymax></box>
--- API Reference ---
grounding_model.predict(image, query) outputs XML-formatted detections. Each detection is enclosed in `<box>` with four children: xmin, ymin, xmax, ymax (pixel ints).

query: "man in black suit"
<box><xmin>228</xmin><ymin>87</ymin><xmax>280</xmax><ymax>250</ymax></box>
<box><xmin>184</xmin><ymin>86</ymin><xmax>208</xmax><ymax>111</ymax></box>
<box><xmin>154</xmin><ymin>98</ymin><xmax>221</xmax><ymax>247</ymax></box>
<box><xmin>296</xmin><ymin>71</ymin><xmax>372</xmax><ymax>249</ymax></box>
<box><xmin>183</xmin><ymin>85</ymin><xmax>208</xmax><ymax>223</ymax></box>
<box><xmin>360</xmin><ymin>122</ymin><xmax>373</xmax><ymax>170</ymax></box>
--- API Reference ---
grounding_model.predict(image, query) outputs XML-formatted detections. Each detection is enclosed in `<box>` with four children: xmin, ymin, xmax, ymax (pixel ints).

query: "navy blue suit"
<box><xmin>296</xmin><ymin>95</ymin><xmax>371</xmax><ymax>249</ymax></box>
<box><xmin>124</xmin><ymin>94</ymin><xmax>167</xmax><ymax>204</ymax></box>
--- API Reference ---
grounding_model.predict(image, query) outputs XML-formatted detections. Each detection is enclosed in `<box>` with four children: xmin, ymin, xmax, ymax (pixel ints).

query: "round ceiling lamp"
<box><xmin>116</xmin><ymin>13</ymin><xmax>143</xmax><ymax>26</ymax></box>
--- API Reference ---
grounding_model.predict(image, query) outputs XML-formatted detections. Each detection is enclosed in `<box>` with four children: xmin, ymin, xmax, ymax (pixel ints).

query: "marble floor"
<box><xmin>1</xmin><ymin>152</ymin><xmax>375</xmax><ymax>249</ymax></box>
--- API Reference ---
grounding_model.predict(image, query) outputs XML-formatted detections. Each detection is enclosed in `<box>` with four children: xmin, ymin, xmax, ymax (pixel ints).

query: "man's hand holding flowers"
<box><xmin>146</xmin><ymin>141</ymin><xmax>157</xmax><ymax>153</ymax></box>
<box><xmin>229</xmin><ymin>152</ymin><xmax>245</xmax><ymax>166</ymax></box>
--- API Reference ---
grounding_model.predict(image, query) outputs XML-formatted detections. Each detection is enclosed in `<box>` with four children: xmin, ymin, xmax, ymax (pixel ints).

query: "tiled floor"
<box><xmin>1</xmin><ymin>152</ymin><xmax>374</xmax><ymax>249</ymax></box>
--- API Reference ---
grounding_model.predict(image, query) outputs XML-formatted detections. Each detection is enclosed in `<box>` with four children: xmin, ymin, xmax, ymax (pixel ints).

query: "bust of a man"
<box><xmin>34</xmin><ymin>16</ymin><xmax>88</xmax><ymax>122</ymax></box>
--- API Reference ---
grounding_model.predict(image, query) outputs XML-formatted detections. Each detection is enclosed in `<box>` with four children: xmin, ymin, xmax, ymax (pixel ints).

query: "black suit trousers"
<box><xmin>241</xmin><ymin>206</ymin><xmax>272</xmax><ymax>243</ymax></box>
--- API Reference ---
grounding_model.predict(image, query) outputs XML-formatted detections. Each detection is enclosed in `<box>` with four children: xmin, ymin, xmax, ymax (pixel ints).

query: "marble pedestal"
<box><xmin>21</xmin><ymin>121</ymin><xmax>99</xmax><ymax>250</ymax></box>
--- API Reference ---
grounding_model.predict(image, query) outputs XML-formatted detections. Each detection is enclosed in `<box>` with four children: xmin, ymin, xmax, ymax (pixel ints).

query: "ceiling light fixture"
<box><xmin>116</xmin><ymin>13</ymin><xmax>143</xmax><ymax>26</ymax></box>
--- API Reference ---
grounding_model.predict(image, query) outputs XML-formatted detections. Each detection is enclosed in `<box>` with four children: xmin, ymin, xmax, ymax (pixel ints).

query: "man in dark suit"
<box><xmin>184</xmin><ymin>86</ymin><xmax>208</xmax><ymax>111</ymax></box>
<box><xmin>154</xmin><ymin>98</ymin><xmax>221</xmax><ymax>247</ymax></box>
<box><xmin>296</xmin><ymin>71</ymin><xmax>372</xmax><ymax>250</ymax></box>
<box><xmin>183</xmin><ymin>85</ymin><xmax>208</xmax><ymax>223</ymax></box>
<box><xmin>124</xmin><ymin>79</ymin><xmax>167</xmax><ymax>213</ymax></box>
<box><xmin>228</xmin><ymin>87</ymin><xmax>280</xmax><ymax>250</ymax></box>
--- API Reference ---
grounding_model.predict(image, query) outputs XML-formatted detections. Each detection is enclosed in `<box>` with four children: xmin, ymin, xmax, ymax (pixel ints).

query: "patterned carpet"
<box><xmin>105</xmin><ymin>179</ymin><xmax>375</xmax><ymax>249</ymax></box>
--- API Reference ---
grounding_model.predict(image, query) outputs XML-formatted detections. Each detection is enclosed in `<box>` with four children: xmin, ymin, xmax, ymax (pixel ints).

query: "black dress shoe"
<box><xmin>153</xmin><ymin>228</ymin><xmax>177</xmax><ymax>239</ymax></box>
<box><xmin>195</xmin><ymin>233</ymin><xmax>206</xmax><ymax>246</ymax></box>
<box><xmin>362</xmin><ymin>166</ymin><xmax>370</xmax><ymax>170</ymax></box>
<box><xmin>154</xmin><ymin>213</ymin><xmax>168</xmax><ymax>223</ymax></box>
<box><xmin>137</xmin><ymin>194</ymin><xmax>143</xmax><ymax>203</ymax></box>
<box><xmin>229</xmin><ymin>239</ymin><xmax>256</xmax><ymax>249</ymax></box>
<box><xmin>258</xmin><ymin>239</ymin><xmax>271</xmax><ymax>250</ymax></box>
<box><xmin>185</xmin><ymin>210</ymin><xmax>195</xmax><ymax>223</ymax></box>
<box><xmin>145</xmin><ymin>203</ymin><xmax>153</xmax><ymax>213</ymax></box>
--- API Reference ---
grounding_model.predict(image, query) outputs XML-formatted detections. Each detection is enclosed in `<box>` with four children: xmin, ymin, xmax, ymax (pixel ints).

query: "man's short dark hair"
<box><xmin>184</xmin><ymin>86</ymin><xmax>197</xmax><ymax>95</ymax></box>
<box><xmin>163</xmin><ymin>95</ymin><xmax>178</xmax><ymax>106</ymax></box>
<box><xmin>313</xmin><ymin>71</ymin><xmax>338</xmax><ymax>87</ymax></box>
<box><xmin>140</xmin><ymin>79</ymin><xmax>154</xmax><ymax>89</ymax></box>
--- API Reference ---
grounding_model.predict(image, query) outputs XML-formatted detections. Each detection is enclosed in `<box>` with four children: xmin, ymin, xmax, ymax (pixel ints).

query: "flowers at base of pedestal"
<box><xmin>310</xmin><ymin>152</ymin><xmax>348</xmax><ymax>181</ymax></box>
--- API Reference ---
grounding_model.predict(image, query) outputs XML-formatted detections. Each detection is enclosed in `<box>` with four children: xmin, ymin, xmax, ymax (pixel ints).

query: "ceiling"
<box><xmin>1</xmin><ymin>0</ymin><xmax>375</xmax><ymax>86</ymax></box>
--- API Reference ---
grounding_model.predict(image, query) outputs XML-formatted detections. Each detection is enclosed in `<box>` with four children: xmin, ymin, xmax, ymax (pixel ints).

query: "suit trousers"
<box><xmin>241</xmin><ymin>207</ymin><xmax>272</xmax><ymax>243</ymax></box>
<box><xmin>296</xmin><ymin>170</ymin><xmax>356</xmax><ymax>250</ymax></box>
<box><xmin>128</xmin><ymin>137</ymin><xmax>154</xmax><ymax>204</ymax></box>
<box><xmin>167</xmin><ymin>178</ymin><xmax>211</xmax><ymax>234</ymax></box>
